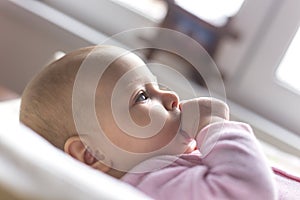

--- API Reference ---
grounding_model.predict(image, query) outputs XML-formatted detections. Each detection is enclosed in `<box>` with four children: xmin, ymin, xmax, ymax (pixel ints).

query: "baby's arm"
<box><xmin>194</xmin><ymin>121</ymin><xmax>277</xmax><ymax>199</ymax></box>
<box><xmin>180</xmin><ymin>98</ymin><xmax>276</xmax><ymax>199</ymax></box>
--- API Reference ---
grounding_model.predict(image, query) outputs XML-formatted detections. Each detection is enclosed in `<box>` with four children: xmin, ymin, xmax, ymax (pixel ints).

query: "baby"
<box><xmin>20</xmin><ymin>45</ymin><xmax>276</xmax><ymax>199</ymax></box>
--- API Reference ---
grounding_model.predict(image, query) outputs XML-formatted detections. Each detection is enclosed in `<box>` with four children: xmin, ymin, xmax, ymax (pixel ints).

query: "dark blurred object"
<box><xmin>146</xmin><ymin>0</ymin><xmax>239</xmax><ymax>59</ymax></box>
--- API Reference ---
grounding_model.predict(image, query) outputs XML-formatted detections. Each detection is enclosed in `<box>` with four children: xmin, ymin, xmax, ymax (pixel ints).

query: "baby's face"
<box><xmin>95</xmin><ymin>52</ymin><xmax>192</xmax><ymax>157</ymax></box>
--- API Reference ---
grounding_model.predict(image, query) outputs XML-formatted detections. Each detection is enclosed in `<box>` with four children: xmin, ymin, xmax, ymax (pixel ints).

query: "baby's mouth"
<box><xmin>179</xmin><ymin>102</ymin><xmax>183</xmax><ymax>111</ymax></box>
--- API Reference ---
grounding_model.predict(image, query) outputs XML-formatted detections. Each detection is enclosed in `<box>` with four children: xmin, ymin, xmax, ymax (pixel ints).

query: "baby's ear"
<box><xmin>64</xmin><ymin>136</ymin><xmax>111</xmax><ymax>173</ymax></box>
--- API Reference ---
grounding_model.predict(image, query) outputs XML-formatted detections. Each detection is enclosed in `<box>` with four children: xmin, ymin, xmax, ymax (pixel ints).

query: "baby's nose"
<box><xmin>159</xmin><ymin>90</ymin><xmax>179</xmax><ymax>111</ymax></box>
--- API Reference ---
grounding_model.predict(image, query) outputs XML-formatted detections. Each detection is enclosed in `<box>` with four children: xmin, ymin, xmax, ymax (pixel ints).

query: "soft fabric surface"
<box><xmin>273</xmin><ymin>167</ymin><xmax>300</xmax><ymax>200</ymax></box>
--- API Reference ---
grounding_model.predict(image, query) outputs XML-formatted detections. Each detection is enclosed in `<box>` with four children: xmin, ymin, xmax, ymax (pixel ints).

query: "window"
<box><xmin>111</xmin><ymin>0</ymin><xmax>167</xmax><ymax>22</ymax></box>
<box><xmin>276</xmin><ymin>27</ymin><xmax>300</xmax><ymax>93</ymax></box>
<box><xmin>219</xmin><ymin>0</ymin><xmax>300</xmax><ymax>136</ymax></box>
<box><xmin>174</xmin><ymin>0</ymin><xmax>244</xmax><ymax>27</ymax></box>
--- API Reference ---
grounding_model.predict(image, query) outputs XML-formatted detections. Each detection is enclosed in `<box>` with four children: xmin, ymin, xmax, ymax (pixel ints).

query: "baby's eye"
<box><xmin>135</xmin><ymin>91</ymin><xmax>149</xmax><ymax>103</ymax></box>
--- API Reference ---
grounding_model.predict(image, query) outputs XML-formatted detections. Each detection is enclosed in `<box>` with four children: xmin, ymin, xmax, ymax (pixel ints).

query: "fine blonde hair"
<box><xmin>20</xmin><ymin>47</ymin><xmax>95</xmax><ymax>150</ymax></box>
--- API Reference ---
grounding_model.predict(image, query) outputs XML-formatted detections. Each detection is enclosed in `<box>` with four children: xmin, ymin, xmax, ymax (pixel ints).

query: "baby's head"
<box><xmin>20</xmin><ymin>45</ymin><xmax>195</xmax><ymax>177</ymax></box>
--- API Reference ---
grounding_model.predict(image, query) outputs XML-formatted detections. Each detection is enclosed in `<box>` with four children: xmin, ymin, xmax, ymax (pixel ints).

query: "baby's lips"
<box><xmin>179</xmin><ymin>101</ymin><xmax>185</xmax><ymax>111</ymax></box>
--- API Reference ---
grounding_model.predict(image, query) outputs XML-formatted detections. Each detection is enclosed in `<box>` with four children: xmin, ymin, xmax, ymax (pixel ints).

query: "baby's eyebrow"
<box><xmin>127</xmin><ymin>75</ymin><xmax>158</xmax><ymax>88</ymax></box>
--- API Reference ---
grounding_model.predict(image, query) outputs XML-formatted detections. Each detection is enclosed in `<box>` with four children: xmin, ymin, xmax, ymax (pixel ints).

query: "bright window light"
<box><xmin>111</xmin><ymin>0</ymin><xmax>167</xmax><ymax>22</ymax></box>
<box><xmin>276</xmin><ymin>27</ymin><xmax>300</xmax><ymax>93</ymax></box>
<box><xmin>174</xmin><ymin>0</ymin><xmax>245</xmax><ymax>27</ymax></box>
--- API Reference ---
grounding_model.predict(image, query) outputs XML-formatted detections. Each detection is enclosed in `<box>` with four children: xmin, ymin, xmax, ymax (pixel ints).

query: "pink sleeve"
<box><xmin>193</xmin><ymin>121</ymin><xmax>277</xmax><ymax>200</ymax></box>
<box><xmin>122</xmin><ymin>121</ymin><xmax>277</xmax><ymax>200</ymax></box>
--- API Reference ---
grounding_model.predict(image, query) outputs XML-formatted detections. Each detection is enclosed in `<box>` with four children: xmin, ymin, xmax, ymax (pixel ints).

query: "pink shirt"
<box><xmin>122</xmin><ymin>122</ymin><xmax>277</xmax><ymax>200</ymax></box>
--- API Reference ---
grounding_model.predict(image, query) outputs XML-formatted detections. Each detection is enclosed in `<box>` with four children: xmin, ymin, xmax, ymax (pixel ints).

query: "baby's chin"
<box><xmin>184</xmin><ymin>139</ymin><xmax>197</xmax><ymax>153</ymax></box>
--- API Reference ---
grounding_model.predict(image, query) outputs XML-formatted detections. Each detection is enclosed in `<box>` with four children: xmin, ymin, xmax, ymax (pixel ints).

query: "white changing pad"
<box><xmin>0</xmin><ymin>99</ymin><xmax>151</xmax><ymax>200</ymax></box>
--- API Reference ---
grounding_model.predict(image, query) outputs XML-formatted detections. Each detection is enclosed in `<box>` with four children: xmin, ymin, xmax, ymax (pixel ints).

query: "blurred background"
<box><xmin>0</xmin><ymin>0</ymin><xmax>299</xmax><ymax>171</ymax></box>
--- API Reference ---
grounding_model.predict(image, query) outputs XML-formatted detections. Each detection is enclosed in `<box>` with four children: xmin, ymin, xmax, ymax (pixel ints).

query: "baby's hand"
<box><xmin>180</xmin><ymin>97</ymin><xmax>229</xmax><ymax>139</ymax></box>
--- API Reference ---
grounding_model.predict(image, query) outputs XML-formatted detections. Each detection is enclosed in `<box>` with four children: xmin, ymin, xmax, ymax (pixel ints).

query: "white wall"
<box><xmin>0</xmin><ymin>1</ymin><xmax>92</xmax><ymax>93</ymax></box>
<box><xmin>42</xmin><ymin>0</ymin><xmax>158</xmax><ymax>48</ymax></box>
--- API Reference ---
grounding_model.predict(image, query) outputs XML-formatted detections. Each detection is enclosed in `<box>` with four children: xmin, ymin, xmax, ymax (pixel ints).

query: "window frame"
<box><xmin>218</xmin><ymin>0</ymin><xmax>300</xmax><ymax>136</ymax></box>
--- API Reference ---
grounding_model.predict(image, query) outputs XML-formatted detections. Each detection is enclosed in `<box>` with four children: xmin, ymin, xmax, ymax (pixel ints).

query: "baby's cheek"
<box><xmin>130</xmin><ymin>106</ymin><xmax>151</xmax><ymax>127</ymax></box>
<box><xmin>129</xmin><ymin>104</ymin><xmax>169</xmax><ymax>130</ymax></box>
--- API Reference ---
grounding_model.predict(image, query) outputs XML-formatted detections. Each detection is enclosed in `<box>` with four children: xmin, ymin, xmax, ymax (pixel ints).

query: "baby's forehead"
<box><xmin>81</xmin><ymin>47</ymin><xmax>156</xmax><ymax>89</ymax></box>
<box><xmin>124</xmin><ymin>67</ymin><xmax>157</xmax><ymax>87</ymax></box>
<box><xmin>93</xmin><ymin>50</ymin><xmax>154</xmax><ymax>81</ymax></box>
